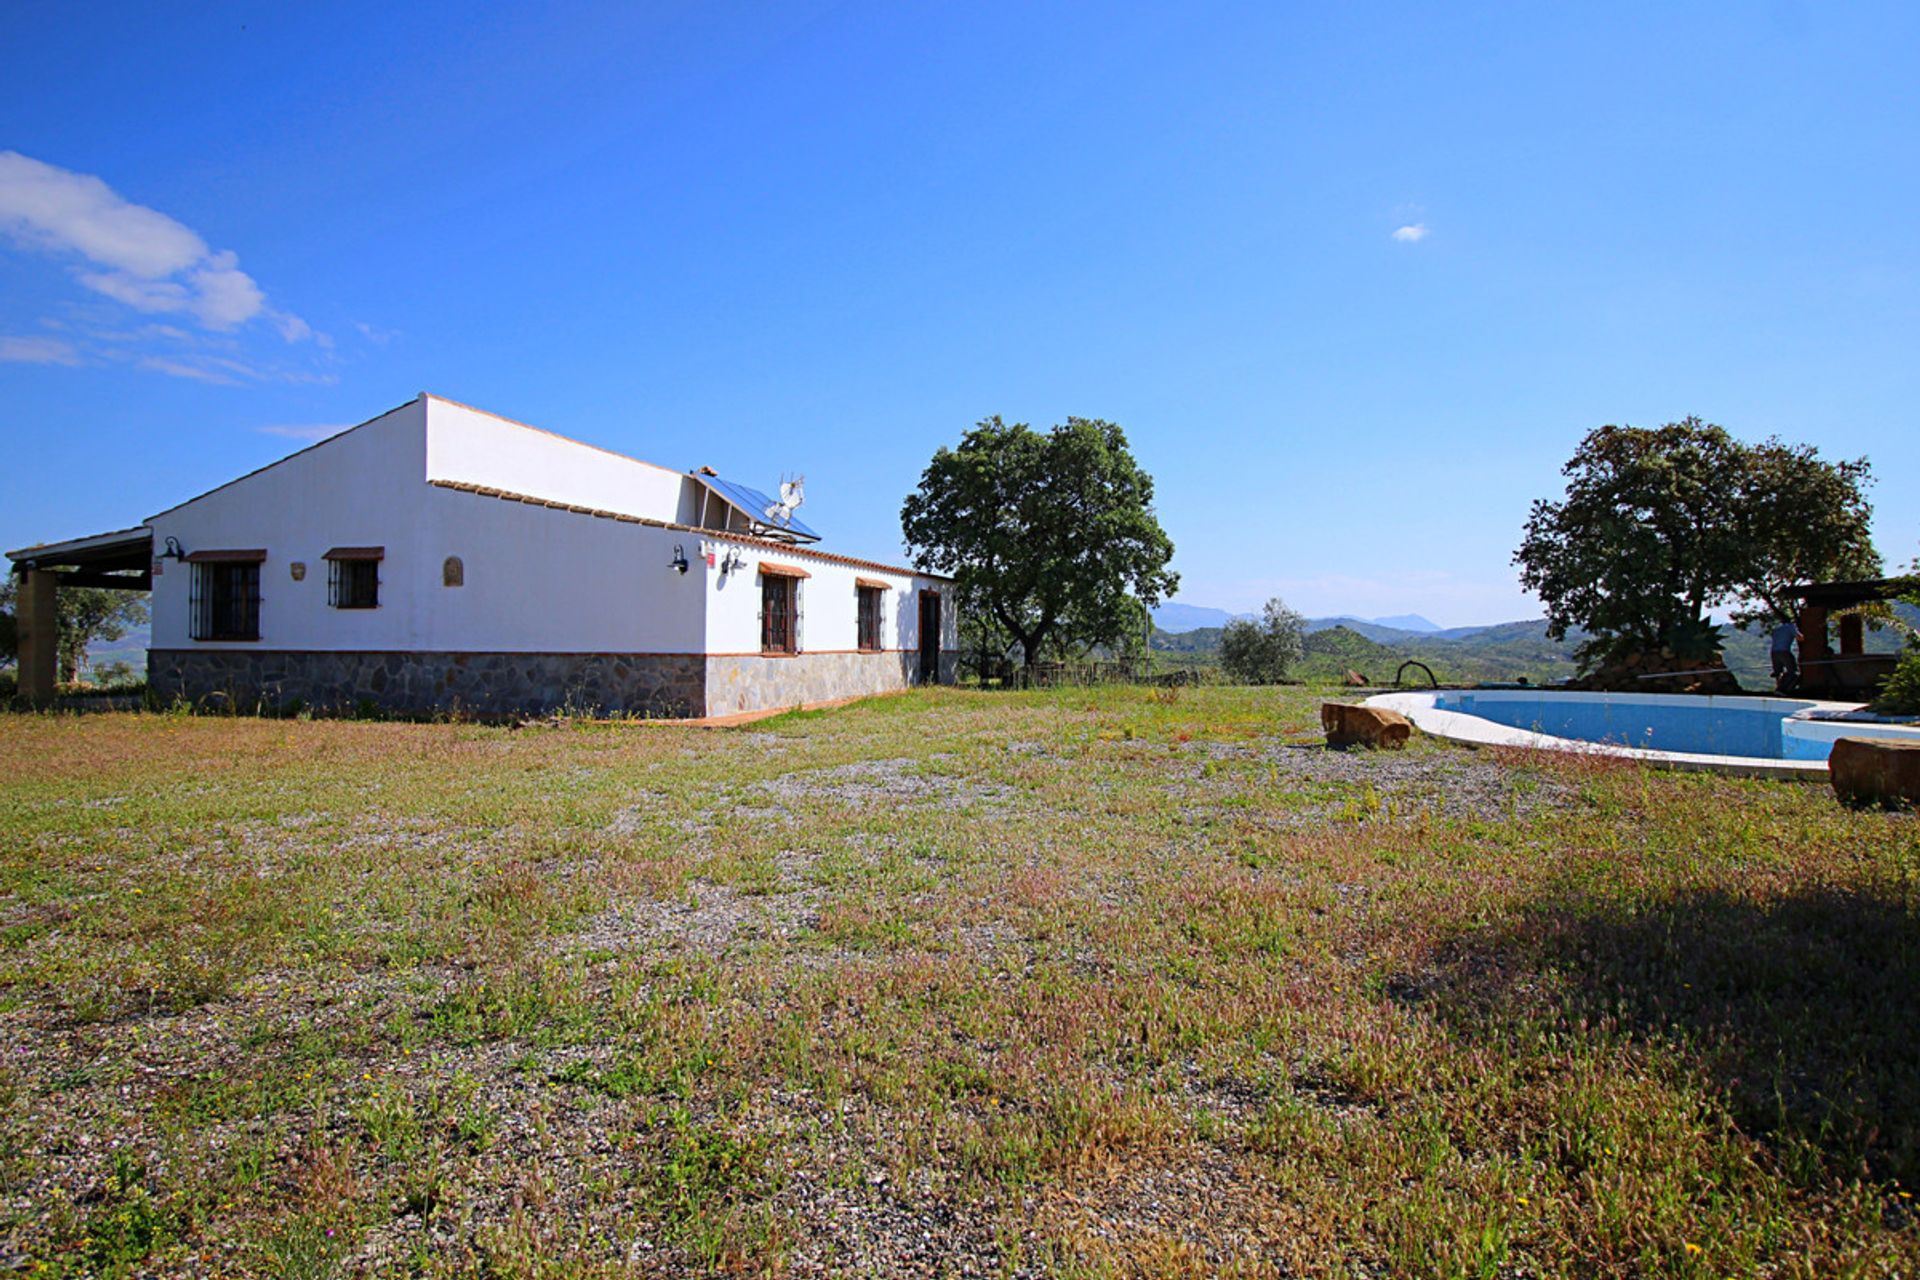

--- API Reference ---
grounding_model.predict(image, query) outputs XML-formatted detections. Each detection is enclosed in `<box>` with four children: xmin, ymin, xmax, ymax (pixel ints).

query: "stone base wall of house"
<box><xmin>148</xmin><ymin>650</ymin><xmax>706</xmax><ymax>718</ymax></box>
<box><xmin>148</xmin><ymin>648</ymin><xmax>960</xmax><ymax>719</ymax></box>
<box><xmin>704</xmin><ymin>649</ymin><xmax>958</xmax><ymax>718</ymax></box>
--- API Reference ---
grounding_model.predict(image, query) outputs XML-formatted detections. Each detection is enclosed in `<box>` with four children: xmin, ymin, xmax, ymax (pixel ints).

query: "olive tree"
<box><xmin>1219</xmin><ymin>597</ymin><xmax>1307</xmax><ymax>684</ymax></box>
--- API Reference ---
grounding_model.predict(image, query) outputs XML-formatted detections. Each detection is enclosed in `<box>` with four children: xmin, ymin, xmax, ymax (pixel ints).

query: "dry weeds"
<box><xmin>0</xmin><ymin>686</ymin><xmax>1915</xmax><ymax>1276</ymax></box>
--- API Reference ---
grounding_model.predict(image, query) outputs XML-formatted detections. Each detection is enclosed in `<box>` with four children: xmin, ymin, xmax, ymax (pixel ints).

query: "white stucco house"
<box><xmin>6</xmin><ymin>394</ymin><xmax>957</xmax><ymax>717</ymax></box>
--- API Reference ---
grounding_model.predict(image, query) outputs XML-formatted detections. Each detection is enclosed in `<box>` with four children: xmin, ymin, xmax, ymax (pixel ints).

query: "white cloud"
<box><xmin>76</xmin><ymin>323</ymin><xmax>199</xmax><ymax>347</ymax></box>
<box><xmin>136</xmin><ymin>356</ymin><xmax>245</xmax><ymax>385</ymax></box>
<box><xmin>0</xmin><ymin>151</ymin><xmax>308</xmax><ymax>337</ymax></box>
<box><xmin>76</xmin><ymin>268</ymin><xmax>194</xmax><ymax>313</ymax></box>
<box><xmin>1391</xmin><ymin>223</ymin><xmax>1430</xmax><ymax>243</ymax></box>
<box><xmin>0</xmin><ymin>335</ymin><xmax>80</xmax><ymax>365</ymax></box>
<box><xmin>184</xmin><ymin>251</ymin><xmax>268</xmax><ymax>329</ymax></box>
<box><xmin>270</xmin><ymin>309</ymin><xmax>313</xmax><ymax>343</ymax></box>
<box><xmin>117</xmin><ymin>347</ymin><xmax>339</xmax><ymax>388</ymax></box>
<box><xmin>256</xmin><ymin>423</ymin><xmax>349</xmax><ymax>441</ymax></box>
<box><xmin>0</xmin><ymin>153</ymin><xmax>203</xmax><ymax>276</ymax></box>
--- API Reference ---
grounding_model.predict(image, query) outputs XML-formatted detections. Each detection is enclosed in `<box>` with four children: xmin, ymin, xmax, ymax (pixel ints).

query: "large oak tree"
<box><xmin>1514</xmin><ymin>418</ymin><xmax>1877</xmax><ymax>668</ymax></box>
<box><xmin>901</xmin><ymin>416</ymin><xmax>1177</xmax><ymax>674</ymax></box>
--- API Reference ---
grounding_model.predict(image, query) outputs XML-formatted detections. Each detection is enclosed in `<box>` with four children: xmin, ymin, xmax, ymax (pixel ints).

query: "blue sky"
<box><xmin>3</xmin><ymin>2</ymin><xmax>1915</xmax><ymax>625</ymax></box>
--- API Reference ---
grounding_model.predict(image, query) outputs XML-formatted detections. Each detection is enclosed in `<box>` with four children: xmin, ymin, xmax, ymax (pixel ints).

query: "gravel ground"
<box><xmin>0</xmin><ymin>727</ymin><xmax>1565</xmax><ymax>1278</ymax></box>
<box><xmin>8</xmin><ymin>693</ymin><xmax>1900</xmax><ymax>1277</ymax></box>
<box><xmin>1171</xmin><ymin>740</ymin><xmax>1577</xmax><ymax>827</ymax></box>
<box><xmin>758</xmin><ymin>757</ymin><xmax>1018</xmax><ymax>812</ymax></box>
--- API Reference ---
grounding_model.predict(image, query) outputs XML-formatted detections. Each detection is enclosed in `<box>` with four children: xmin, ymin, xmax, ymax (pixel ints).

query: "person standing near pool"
<box><xmin>1771</xmin><ymin>617</ymin><xmax>1803</xmax><ymax>692</ymax></box>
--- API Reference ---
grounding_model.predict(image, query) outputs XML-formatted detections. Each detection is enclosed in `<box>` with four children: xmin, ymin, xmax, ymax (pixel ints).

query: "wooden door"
<box><xmin>918</xmin><ymin>592</ymin><xmax>941</xmax><ymax>683</ymax></box>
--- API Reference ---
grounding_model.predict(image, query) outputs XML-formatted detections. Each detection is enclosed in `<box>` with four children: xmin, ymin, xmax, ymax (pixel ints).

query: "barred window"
<box><xmin>324</xmin><ymin>547</ymin><xmax>383</xmax><ymax>609</ymax></box>
<box><xmin>856</xmin><ymin>584</ymin><xmax>884</xmax><ymax>651</ymax></box>
<box><xmin>761</xmin><ymin>575</ymin><xmax>796</xmax><ymax>653</ymax></box>
<box><xmin>188</xmin><ymin>554</ymin><xmax>263</xmax><ymax>641</ymax></box>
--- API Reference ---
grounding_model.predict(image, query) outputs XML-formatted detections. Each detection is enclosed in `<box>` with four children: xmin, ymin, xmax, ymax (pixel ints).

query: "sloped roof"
<box><xmin>428</xmin><ymin>479</ymin><xmax>946</xmax><ymax>580</ymax></box>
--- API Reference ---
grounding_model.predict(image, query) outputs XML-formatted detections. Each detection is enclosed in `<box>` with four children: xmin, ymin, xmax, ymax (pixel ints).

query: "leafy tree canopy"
<box><xmin>1219</xmin><ymin>597</ymin><xmax>1307</xmax><ymax>685</ymax></box>
<box><xmin>1515</xmin><ymin>418</ymin><xmax>1877</xmax><ymax>668</ymax></box>
<box><xmin>0</xmin><ymin>577</ymin><xmax>149</xmax><ymax>683</ymax></box>
<box><xmin>901</xmin><ymin>416</ymin><xmax>1177</xmax><ymax>671</ymax></box>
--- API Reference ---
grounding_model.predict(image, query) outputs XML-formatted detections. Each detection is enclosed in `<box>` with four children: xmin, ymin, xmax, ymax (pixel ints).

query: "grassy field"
<box><xmin>1</xmin><ymin>686</ymin><xmax>1917</xmax><ymax>1277</ymax></box>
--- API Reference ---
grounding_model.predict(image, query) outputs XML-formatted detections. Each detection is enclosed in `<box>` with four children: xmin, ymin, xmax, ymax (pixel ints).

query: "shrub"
<box><xmin>1869</xmin><ymin>569</ymin><xmax>1920</xmax><ymax>715</ymax></box>
<box><xmin>90</xmin><ymin>661</ymin><xmax>141</xmax><ymax>690</ymax></box>
<box><xmin>1872</xmin><ymin>650</ymin><xmax>1920</xmax><ymax>715</ymax></box>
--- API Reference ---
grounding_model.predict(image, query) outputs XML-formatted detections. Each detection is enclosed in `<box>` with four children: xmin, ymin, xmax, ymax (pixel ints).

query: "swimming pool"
<box><xmin>1362</xmin><ymin>689</ymin><xmax>1920</xmax><ymax>778</ymax></box>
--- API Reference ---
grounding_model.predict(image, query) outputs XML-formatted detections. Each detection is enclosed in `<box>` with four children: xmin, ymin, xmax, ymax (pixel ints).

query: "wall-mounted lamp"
<box><xmin>160</xmin><ymin>536</ymin><xmax>187</xmax><ymax>561</ymax></box>
<box><xmin>670</xmin><ymin>544</ymin><xmax>689</xmax><ymax>575</ymax></box>
<box><xmin>720</xmin><ymin>548</ymin><xmax>745</xmax><ymax>575</ymax></box>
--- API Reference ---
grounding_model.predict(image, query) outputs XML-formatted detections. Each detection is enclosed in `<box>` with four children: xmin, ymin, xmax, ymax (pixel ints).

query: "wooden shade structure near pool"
<box><xmin>1785</xmin><ymin>577</ymin><xmax>1907</xmax><ymax>699</ymax></box>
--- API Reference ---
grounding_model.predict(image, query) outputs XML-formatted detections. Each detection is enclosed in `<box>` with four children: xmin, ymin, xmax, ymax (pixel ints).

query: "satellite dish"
<box><xmin>764</xmin><ymin>474</ymin><xmax>805</xmax><ymax>526</ymax></box>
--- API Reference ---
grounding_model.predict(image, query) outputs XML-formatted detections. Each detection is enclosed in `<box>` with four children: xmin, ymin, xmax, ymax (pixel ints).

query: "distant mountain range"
<box><xmin>81</xmin><ymin>622</ymin><xmax>150</xmax><ymax>673</ymax></box>
<box><xmin>1151</xmin><ymin>616</ymin><xmax>1590</xmax><ymax>683</ymax></box>
<box><xmin>1367</xmin><ymin>614</ymin><xmax>1442</xmax><ymax>633</ymax></box>
<box><xmin>1149</xmin><ymin>603</ymin><xmax>1253</xmax><ymax>632</ymax></box>
<box><xmin>1150</xmin><ymin>603</ymin><xmax>1446</xmax><ymax>635</ymax></box>
<box><xmin>1148</xmin><ymin>605</ymin><xmax>1915</xmax><ymax>687</ymax></box>
<box><xmin>1304</xmin><ymin>615</ymin><xmax>1478</xmax><ymax>642</ymax></box>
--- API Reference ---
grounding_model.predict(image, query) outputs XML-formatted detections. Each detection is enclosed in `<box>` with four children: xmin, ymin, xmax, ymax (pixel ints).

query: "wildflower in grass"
<box><xmin>1684</xmin><ymin>1242</ymin><xmax>1702</xmax><ymax>1254</ymax></box>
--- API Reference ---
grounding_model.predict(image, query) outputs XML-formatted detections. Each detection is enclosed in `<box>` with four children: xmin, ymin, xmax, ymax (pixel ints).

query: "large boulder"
<box><xmin>1830</xmin><ymin>737</ymin><xmax>1920</xmax><ymax>809</ymax></box>
<box><xmin>1322</xmin><ymin>702</ymin><xmax>1413</xmax><ymax>750</ymax></box>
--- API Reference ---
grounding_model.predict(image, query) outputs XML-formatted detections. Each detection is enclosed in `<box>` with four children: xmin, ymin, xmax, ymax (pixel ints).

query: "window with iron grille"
<box><xmin>857</xmin><ymin>585</ymin><xmax>883</xmax><ymax>651</ymax></box>
<box><xmin>190</xmin><ymin>561</ymin><xmax>261</xmax><ymax>641</ymax></box>
<box><xmin>761</xmin><ymin>575</ymin><xmax>796</xmax><ymax>653</ymax></box>
<box><xmin>328</xmin><ymin>558</ymin><xmax>380</xmax><ymax>608</ymax></box>
<box><xmin>323</xmin><ymin>547</ymin><xmax>382</xmax><ymax>608</ymax></box>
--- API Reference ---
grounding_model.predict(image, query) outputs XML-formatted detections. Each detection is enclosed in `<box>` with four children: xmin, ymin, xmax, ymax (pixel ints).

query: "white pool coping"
<box><xmin>1361</xmin><ymin>690</ymin><xmax>1866</xmax><ymax>781</ymax></box>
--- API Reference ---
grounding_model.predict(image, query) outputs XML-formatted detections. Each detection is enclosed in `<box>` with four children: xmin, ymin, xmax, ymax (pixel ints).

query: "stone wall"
<box><xmin>149</xmin><ymin>650</ymin><xmax>705</xmax><ymax>718</ymax></box>
<box><xmin>705</xmin><ymin>650</ymin><xmax>957</xmax><ymax>718</ymax></box>
<box><xmin>149</xmin><ymin>647</ymin><xmax>960</xmax><ymax>719</ymax></box>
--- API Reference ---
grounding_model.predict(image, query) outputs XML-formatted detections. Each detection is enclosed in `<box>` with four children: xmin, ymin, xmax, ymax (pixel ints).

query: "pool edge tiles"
<box><xmin>1360</xmin><ymin>690</ymin><xmax>1848</xmax><ymax>780</ymax></box>
<box><xmin>1781</xmin><ymin>710</ymin><xmax>1920</xmax><ymax>761</ymax></box>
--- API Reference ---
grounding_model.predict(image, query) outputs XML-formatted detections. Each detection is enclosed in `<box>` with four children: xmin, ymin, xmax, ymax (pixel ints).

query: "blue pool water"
<box><xmin>1432</xmin><ymin>692</ymin><xmax>1821</xmax><ymax>760</ymax></box>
